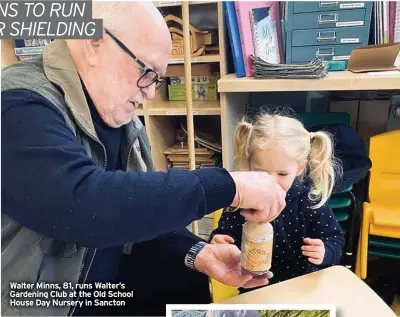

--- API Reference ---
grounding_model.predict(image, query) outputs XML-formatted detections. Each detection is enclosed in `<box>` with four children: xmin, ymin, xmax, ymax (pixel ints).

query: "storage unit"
<box><xmin>285</xmin><ymin>1</ymin><xmax>373</xmax><ymax>64</ymax></box>
<box><xmin>146</xmin><ymin>1</ymin><xmax>227</xmax><ymax>236</ymax></box>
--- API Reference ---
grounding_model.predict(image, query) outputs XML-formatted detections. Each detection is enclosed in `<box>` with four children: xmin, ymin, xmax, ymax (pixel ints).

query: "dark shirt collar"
<box><xmin>80</xmin><ymin>79</ymin><xmax>111</xmax><ymax>129</ymax></box>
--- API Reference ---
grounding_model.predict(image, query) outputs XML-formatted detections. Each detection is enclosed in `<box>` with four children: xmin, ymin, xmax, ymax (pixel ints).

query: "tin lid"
<box><xmin>243</xmin><ymin>221</ymin><xmax>273</xmax><ymax>239</ymax></box>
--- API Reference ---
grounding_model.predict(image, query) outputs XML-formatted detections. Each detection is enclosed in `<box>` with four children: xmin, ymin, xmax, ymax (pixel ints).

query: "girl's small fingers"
<box><xmin>225</xmin><ymin>236</ymin><xmax>235</xmax><ymax>244</ymax></box>
<box><xmin>302</xmin><ymin>250</ymin><xmax>320</xmax><ymax>258</ymax></box>
<box><xmin>308</xmin><ymin>257</ymin><xmax>322</xmax><ymax>265</ymax></box>
<box><xmin>304</xmin><ymin>238</ymin><xmax>324</xmax><ymax>246</ymax></box>
<box><xmin>301</xmin><ymin>245</ymin><xmax>321</xmax><ymax>252</ymax></box>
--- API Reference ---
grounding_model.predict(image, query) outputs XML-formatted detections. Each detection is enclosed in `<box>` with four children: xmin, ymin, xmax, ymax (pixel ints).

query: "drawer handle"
<box><xmin>317</xmin><ymin>31</ymin><xmax>337</xmax><ymax>41</ymax></box>
<box><xmin>316</xmin><ymin>47</ymin><xmax>335</xmax><ymax>57</ymax></box>
<box><xmin>318</xmin><ymin>13</ymin><xmax>338</xmax><ymax>24</ymax></box>
<box><xmin>319</xmin><ymin>1</ymin><xmax>339</xmax><ymax>7</ymax></box>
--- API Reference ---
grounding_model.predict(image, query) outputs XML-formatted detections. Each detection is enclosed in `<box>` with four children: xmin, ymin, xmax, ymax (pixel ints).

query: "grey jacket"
<box><xmin>1</xmin><ymin>40</ymin><xmax>154</xmax><ymax>316</ymax></box>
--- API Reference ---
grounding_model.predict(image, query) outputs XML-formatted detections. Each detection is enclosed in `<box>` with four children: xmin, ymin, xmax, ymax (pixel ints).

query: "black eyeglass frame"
<box><xmin>105</xmin><ymin>29</ymin><xmax>165</xmax><ymax>90</ymax></box>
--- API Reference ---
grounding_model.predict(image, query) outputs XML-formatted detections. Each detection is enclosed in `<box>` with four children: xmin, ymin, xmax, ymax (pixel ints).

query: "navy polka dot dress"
<box><xmin>209</xmin><ymin>179</ymin><xmax>345</xmax><ymax>291</ymax></box>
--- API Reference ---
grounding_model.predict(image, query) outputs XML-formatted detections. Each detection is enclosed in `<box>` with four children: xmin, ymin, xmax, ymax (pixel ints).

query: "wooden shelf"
<box><xmin>169</xmin><ymin>54</ymin><xmax>220</xmax><ymax>65</ymax></box>
<box><xmin>1</xmin><ymin>40</ymin><xmax>19</xmax><ymax>69</ymax></box>
<box><xmin>218</xmin><ymin>71</ymin><xmax>400</xmax><ymax>93</ymax></box>
<box><xmin>148</xmin><ymin>100</ymin><xmax>220</xmax><ymax>116</ymax></box>
<box><xmin>154</xmin><ymin>1</ymin><xmax>216</xmax><ymax>8</ymax></box>
<box><xmin>146</xmin><ymin>116</ymin><xmax>178</xmax><ymax>172</ymax></box>
<box><xmin>135</xmin><ymin>108</ymin><xmax>144</xmax><ymax>116</ymax></box>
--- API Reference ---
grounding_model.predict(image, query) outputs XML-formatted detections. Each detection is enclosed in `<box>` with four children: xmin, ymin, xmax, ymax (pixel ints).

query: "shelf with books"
<box><xmin>168</xmin><ymin>54</ymin><xmax>220</xmax><ymax>65</ymax></box>
<box><xmin>145</xmin><ymin>115</ymin><xmax>182</xmax><ymax>172</ymax></box>
<box><xmin>152</xmin><ymin>1</ymin><xmax>226</xmax><ymax>235</ymax></box>
<box><xmin>148</xmin><ymin>100</ymin><xmax>221</xmax><ymax>116</ymax></box>
<box><xmin>147</xmin><ymin>63</ymin><xmax>221</xmax><ymax>116</ymax></box>
<box><xmin>145</xmin><ymin>115</ymin><xmax>222</xmax><ymax>172</ymax></box>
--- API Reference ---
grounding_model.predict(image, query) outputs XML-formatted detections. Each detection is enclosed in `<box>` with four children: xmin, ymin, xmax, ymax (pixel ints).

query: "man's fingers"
<box><xmin>269</xmin><ymin>198</ymin><xmax>279</xmax><ymax>222</ymax></box>
<box><xmin>241</xmin><ymin>276</ymin><xmax>270</xmax><ymax>289</ymax></box>
<box><xmin>257</xmin><ymin>271</ymin><xmax>274</xmax><ymax>279</ymax></box>
<box><xmin>277</xmin><ymin>186</ymin><xmax>286</xmax><ymax>210</ymax></box>
<box><xmin>240</xmin><ymin>209</ymin><xmax>257</xmax><ymax>221</ymax></box>
<box><xmin>227</xmin><ymin>272</ymin><xmax>253</xmax><ymax>288</ymax></box>
<box><xmin>212</xmin><ymin>235</ymin><xmax>235</xmax><ymax>244</ymax></box>
<box><xmin>224</xmin><ymin>236</ymin><xmax>235</xmax><ymax>244</ymax></box>
<box><xmin>224</xmin><ymin>244</ymin><xmax>242</xmax><ymax>261</ymax></box>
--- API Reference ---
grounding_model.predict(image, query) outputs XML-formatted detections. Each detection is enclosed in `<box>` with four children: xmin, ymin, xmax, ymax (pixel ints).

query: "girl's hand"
<box><xmin>301</xmin><ymin>238</ymin><xmax>325</xmax><ymax>265</ymax></box>
<box><xmin>211</xmin><ymin>234</ymin><xmax>235</xmax><ymax>245</ymax></box>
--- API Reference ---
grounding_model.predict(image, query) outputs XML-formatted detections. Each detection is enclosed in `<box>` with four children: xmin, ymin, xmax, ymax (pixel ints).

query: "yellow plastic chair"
<box><xmin>209</xmin><ymin>209</ymin><xmax>239</xmax><ymax>302</ymax></box>
<box><xmin>355</xmin><ymin>130</ymin><xmax>400</xmax><ymax>279</ymax></box>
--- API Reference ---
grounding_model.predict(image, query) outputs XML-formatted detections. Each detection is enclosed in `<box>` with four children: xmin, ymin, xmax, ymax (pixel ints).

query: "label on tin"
<box><xmin>241</xmin><ymin>233</ymin><xmax>273</xmax><ymax>274</ymax></box>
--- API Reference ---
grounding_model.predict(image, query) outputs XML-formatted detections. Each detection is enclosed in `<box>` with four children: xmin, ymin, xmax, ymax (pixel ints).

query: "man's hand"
<box><xmin>229</xmin><ymin>171</ymin><xmax>286</xmax><ymax>223</ymax></box>
<box><xmin>193</xmin><ymin>243</ymin><xmax>272</xmax><ymax>289</ymax></box>
<box><xmin>301</xmin><ymin>238</ymin><xmax>325</xmax><ymax>265</ymax></box>
<box><xmin>211</xmin><ymin>234</ymin><xmax>235</xmax><ymax>245</ymax></box>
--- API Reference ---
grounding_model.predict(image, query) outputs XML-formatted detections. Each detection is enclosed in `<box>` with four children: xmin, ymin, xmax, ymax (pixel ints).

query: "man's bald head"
<box><xmin>93</xmin><ymin>1</ymin><xmax>166</xmax><ymax>31</ymax></box>
<box><xmin>92</xmin><ymin>1</ymin><xmax>171</xmax><ymax>62</ymax></box>
<box><xmin>67</xmin><ymin>1</ymin><xmax>172</xmax><ymax>128</ymax></box>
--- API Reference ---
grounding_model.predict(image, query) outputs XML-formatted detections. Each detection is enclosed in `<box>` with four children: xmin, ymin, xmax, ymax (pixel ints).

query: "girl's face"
<box><xmin>250</xmin><ymin>143</ymin><xmax>306</xmax><ymax>192</ymax></box>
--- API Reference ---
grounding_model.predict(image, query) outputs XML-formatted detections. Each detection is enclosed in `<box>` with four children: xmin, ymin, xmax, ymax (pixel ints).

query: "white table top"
<box><xmin>219</xmin><ymin>266</ymin><xmax>396</xmax><ymax>317</ymax></box>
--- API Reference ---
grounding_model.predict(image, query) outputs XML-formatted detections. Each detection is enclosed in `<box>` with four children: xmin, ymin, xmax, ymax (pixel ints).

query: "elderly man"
<box><xmin>1</xmin><ymin>2</ymin><xmax>285</xmax><ymax>316</ymax></box>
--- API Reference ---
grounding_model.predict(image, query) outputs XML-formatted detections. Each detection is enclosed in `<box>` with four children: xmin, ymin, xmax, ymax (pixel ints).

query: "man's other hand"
<box><xmin>210</xmin><ymin>234</ymin><xmax>235</xmax><ymax>245</ymax></box>
<box><xmin>229</xmin><ymin>171</ymin><xmax>286</xmax><ymax>223</ymax></box>
<box><xmin>193</xmin><ymin>243</ymin><xmax>272</xmax><ymax>289</ymax></box>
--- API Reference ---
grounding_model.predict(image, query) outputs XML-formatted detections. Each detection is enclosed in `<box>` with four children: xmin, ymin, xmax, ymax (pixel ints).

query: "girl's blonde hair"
<box><xmin>234</xmin><ymin>113</ymin><xmax>342</xmax><ymax>209</ymax></box>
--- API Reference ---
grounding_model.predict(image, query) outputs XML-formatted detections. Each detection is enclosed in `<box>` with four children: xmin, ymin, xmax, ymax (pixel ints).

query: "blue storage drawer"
<box><xmin>294</xmin><ymin>1</ymin><xmax>368</xmax><ymax>13</ymax></box>
<box><xmin>284</xmin><ymin>1</ymin><xmax>373</xmax><ymax>64</ymax></box>
<box><xmin>291</xmin><ymin>44</ymin><xmax>361</xmax><ymax>62</ymax></box>
<box><xmin>292</xmin><ymin>27</ymin><xmax>366</xmax><ymax>46</ymax></box>
<box><xmin>292</xmin><ymin>9</ymin><xmax>367</xmax><ymax>30</ymax></box>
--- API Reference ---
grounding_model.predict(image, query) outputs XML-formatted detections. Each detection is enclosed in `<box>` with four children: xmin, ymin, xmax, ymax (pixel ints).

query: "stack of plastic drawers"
<box><xmin>285</xmin><ymin>1</ymin><xmax>373</xmax><ymax>65</ymax></box>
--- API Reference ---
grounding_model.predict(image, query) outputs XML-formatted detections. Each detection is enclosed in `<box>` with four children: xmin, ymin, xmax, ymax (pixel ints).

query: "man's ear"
<box><xmin>84</xmin><ymin>38</ymin><xmax>103</xmax><ymax>67</ymax></box>
<box><xmin>296</xmin><ymin>160</ymin><xmax>307</xmax><ymax>176</ymax></box>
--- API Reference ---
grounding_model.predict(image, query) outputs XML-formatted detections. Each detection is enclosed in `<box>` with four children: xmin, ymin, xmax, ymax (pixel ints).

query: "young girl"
<box><xmin>210</xmin><ymin>113</ymin><xmax>345</xmax><ymax>287</ymax></box>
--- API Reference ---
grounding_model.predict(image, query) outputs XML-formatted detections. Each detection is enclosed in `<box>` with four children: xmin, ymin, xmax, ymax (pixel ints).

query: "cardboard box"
<box><xmin>387</xmin><ymin>96</ymin><xmax>400</xmax><ymax>131</ymax></box>
<box><xmin>166</xmin><ymin>64</ymin><xmax>212</xmax><ymax>77</ymax></box>
<box><xmin>168</xmin><ymin>84</ymin><xmax>218</xmax><ymax>101</ymax></box>
<box><xmin>329</xmin><ymin>100</ymin><xmax>360</xmax><ymax>129</ymax></box>
<box><xmin>170</xmin><ymin>75</ymin><xmax>218</xmax><ymax>85</ymax></box>
<box><xmin>357</xmin><ymin>100</ymin><xmax>390</xmax><ymax>141</ymax></box>
<box><xmin>348</xmin><ymin>43</ymin><xmax>400</xmax><ymax>73</ymax></box>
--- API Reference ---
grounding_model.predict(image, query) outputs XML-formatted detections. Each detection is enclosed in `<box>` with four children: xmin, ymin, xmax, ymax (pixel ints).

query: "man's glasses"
<box><xmin>105</xmin><ymin>29</ymin><xmax>165</xmax><ymax>90</ymax></box>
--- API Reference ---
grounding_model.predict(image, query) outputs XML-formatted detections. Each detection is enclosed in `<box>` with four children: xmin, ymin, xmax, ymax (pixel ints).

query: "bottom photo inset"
<box><xmin>167</xmin><ymin>305</ymin><xmax>335</xmax><ymax>317</ymax></box>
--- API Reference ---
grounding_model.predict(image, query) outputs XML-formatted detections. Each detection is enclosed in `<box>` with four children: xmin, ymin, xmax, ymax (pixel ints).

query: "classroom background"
<box><xmin>1</xmin><ymin>1</ymin><xmax>399</xmax><ymax>316</ymax></box>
